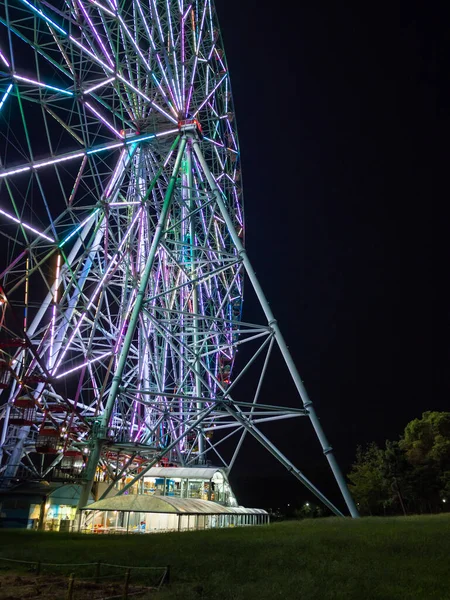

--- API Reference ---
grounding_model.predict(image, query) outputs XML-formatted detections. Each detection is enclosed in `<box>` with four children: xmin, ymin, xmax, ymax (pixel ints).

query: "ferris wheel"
<box><xmin>0</xmin><ymin>0</ymin><xmax>358</xmax><ymax>517</ymax></box>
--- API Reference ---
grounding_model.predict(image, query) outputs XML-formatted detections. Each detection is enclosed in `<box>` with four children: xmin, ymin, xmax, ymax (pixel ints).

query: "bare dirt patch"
<box><xmin>0</xmin><ymin>573</ymin><xmax>153</xmax><ymax>600</ymax></box>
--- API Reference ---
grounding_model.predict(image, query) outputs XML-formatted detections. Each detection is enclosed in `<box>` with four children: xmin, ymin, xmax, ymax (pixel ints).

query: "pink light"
<box><xmin>69</xmin><ymin>36</ymin><xmax>114</xmax><ymax>73</ymax></box>
<box><xmin>76</xmin><ymin>0</ymin><xmax>115</xmax><ymax>68</ymax></box>
<box><xmin>84</xmin><ymin>101</ymin><xmax>124</xmax><ymax>139</ymax></box>
<box><xmin>117</xmin><ymin>15</ymin><xmax>151</xmax><ymax>71</ymax></box>
<box><xmin>192</xmin><ymin>73</ymin><xmax>227</xmax><ymax>117</ymax></box>
<box><xmin>52</xmin><ymin>209</ymin><xmax>143</xmax><ymax>373</ymax></box>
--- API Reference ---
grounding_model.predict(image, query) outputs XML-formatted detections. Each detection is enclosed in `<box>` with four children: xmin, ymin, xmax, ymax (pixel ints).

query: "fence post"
<box><xmin>66</xmin><ymin>573</ymin><xmax>75</xmax><ymax>600</ymax></box>
<box><xmin>165</xmin><ymin>565</ymin><xmax>170</xmax><ymax>585</ymax></box>
<box><xmin>35</xmin><ymin>561</ymin><xmax>41</xmax><ymax>576</ymax></box>
<box><xmin>123</xmin><ymin>568</ymin><xmax>131</xmax><ymax>600</ymax></box>
<box><xmin>95</xmin><ymin>560</ymin><xmax>101</xmax><ymax>584</ymax></box>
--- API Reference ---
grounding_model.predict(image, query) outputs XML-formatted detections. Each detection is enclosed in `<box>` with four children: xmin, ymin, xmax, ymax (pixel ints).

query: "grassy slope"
<box><xmin>0</xmin><ymin>515</ymin><xmax>449</xmax><ymax>599</ymax></box>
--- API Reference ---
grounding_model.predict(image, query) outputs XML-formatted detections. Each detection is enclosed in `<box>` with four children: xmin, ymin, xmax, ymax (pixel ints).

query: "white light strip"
<box><xmin>193</xmin><ymin>73</ymin><xmax>228</xmax><ymax>118</ymax></box>
<box><xmin>0</xmin><ymin>84</ymin><xmax>13</xmax><ymax>111</ymax></box>
<box><xmin>53</xmin><ymin>209</ymin><xmax>142</xmax><ymax>373</ymax></box>
<box><xmin>155</xmin><ymin>128</ymin><xmax>179</xmax><ymax>138</ymax></box>
<box><xmin>0</xmin><ymin>49</ymin><xmax>10</xmax><ymax>68</ymax></box>
<box><xmin>0</xmin><ymin>166</ymin><xmax>31</xmax><ymax>178</ymax></box>
<box><xmin>0</xmin><ymin>207</ymin><xmax>54</xmax><ymax>242</ymax></box>
<box><xmin>84</xmin><ymin>101</ymin><xmax>124</xmax><ymax>138</ymax></box>
<box><xmin>0</xmin><ymin>131</ymin><xmax>180</xmax><ymax>179</ymax></box>
<box><xmin>34</xmin><ymin>152</ymin><xmax>85</xmax><ymax>169</ymax></box>
<box><xmin>88</xmin><ymin>0</ymin><xmax>116</xmax><ymax>17</ymax></box>
<box><xmin>14</xmin><ymin>74</ymin><xmax>73</xmax><ymax>96</ymax></box>
<box><xmin>83</xmin><ymin>76</ymin><xmax>116</xmax><ymax>95</ymax></box>
<box><xmin>69</xmin><ymin>36</ymin><xmax>114</xmax><ymax>73</ymax></box>
<box><xmin>116</xmin><ymin>73</ymin><xmax>177</xmax><ymax>124</ymax></box>
<box><xmin>54</xmin><ymin>351</ymin><xmax>112</xmax><ymax>379</ymax></box>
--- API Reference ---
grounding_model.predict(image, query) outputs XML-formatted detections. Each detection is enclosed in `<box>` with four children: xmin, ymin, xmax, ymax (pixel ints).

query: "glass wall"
<box><xmin>140</xmin><ymin>471</ymin><xmax>238</xmax><ymax>506</ymax></box>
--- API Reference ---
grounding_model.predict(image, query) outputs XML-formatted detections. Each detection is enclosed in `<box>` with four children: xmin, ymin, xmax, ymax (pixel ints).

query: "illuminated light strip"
<box><xmin>125</xmin><ymin>134</ymin><xmax>153</xmax><ymax>145</ymax></box>
<box><xmin>86</xmin><ymin>141</ymin><xmax>123</xmax><ymax>154</ymax></box>
<box><xmin>203</xmin><ymin>136</ymin><xmax>224</xmax><ymax>149</ymax></box>
<box><xmin>84</xmin><ymin>101</ymin><xmax>124</xmax><ymax>139</ymax></box>
<box><xmin>195</xmin><ymin>0</ymin><xmax>208</xmax><ymax>54</ymax></box>
<box><xmin>83</xmin><ymin>76</ymin><xmax>115</xmax><ymax>95</ymax></box>
<box><xmin>186</xmin><ymin>1</ymin><xmax>208</xmax><ymax>114</ymax></box>
<box><xmin>105</xmin><ymin>148</ymin><xmax>128</xmax><ymax>198</ymax></box>
<box><xmin>151</xmin><ymin>0</ymin><xmax>165</xmax><ymax>44</ymax></box>
<box><xmin>0</xmin><ymin>166</ymin><xmax>31</xmax><ymax>178</ymax></box>
<box><xmin>69</xmin><ymin>36</ymin><xmax>114</xmax><ymax>73</ymax></box>
<box><xmin>116</xmin><ymin>73</ymin><xmax>177</xmax><ymax>124</ymax></box>
<box><xmin>53</xmin><ymin>209</ymin><xmax>143</xmax><ymax>373</ymax></box>
<box><xmin>117</xmin><ymin>14</ymin><xmax>151</xmax><ymax>71</ymax></box>
<box><xmin>0</xmin><ymin>49</ymin><xmax>10</xmax><ymax>67</ymax></box>
<box><xmin>186</xmin><ymin>54</ymin><xmax>198</xmax><ymax>114</ymax></box>
<box><xmin>58</xmin><ymin>208</ymin><xmax>100</xmax><ymax>248</ymax></box>
<box><xmin>0</xmin><ymin>207</ymin><xmax>54</xmax><ymax>242</ymax></box>
<box><xmin>193</xmin><ymin>74</ymin><xmax>228</xmax><ymax>118</ymax></box>
<box><xmin>76</xmin><ymin>0</ymin><xmax>115</xmax><ymax>68</ymax></box>
<box><xmin>166</xmin><ymin>0</ymin><xmax>182</xmax><ymax>109</ymax></box>
<box><xmin>34</xmin><ymin>152</ymin><xmax>85</xmax><ymax>169</ymax></box>
<box><xmin>155</xmin><ymin>54</ymin><xmax>180</xmax><ymax>111</ymax></box>
<box><xmin>151</xmin><ymin>70</ymin><xmax>178</xmax><ymax>116</ymax></box>
<box><xmin>88</xmin><ymin>0</ymin><xmax>116</xmax><ymax>17</ymax></box>
<box><xmin>49</xmin><ymin>253</ymin><xmax>62</xmax><ymax>368</ymax></box>
<box><xmin>181</xmin><ymin>6</ymin><xmax>186</xmax><ymax>106</ymax></box>
<box><xmin>0</xmin><ymin>84</ymin><xmax>13</xmax><ymax>112</ymax></box>
<box><xmin>0</xmin><ymin>131</ymin><xmax>179</xmax><ymax>178</ymax></box>
<box><xmin>54</xmin><ymin>351</ymin><xmax>112</xmax><ymax>379</ymax></box>
<box><xmin>135</xmin><ymin>0</ymin><xmax>156</xmax><ymax>51</ymax></box>
<box><xmin>19</xmin><ymin>0</ymin><xmax>67</xmax><ymax>35</ymax></box>
<box><xmin>155</xmin><ymin>127</ymin><xmax>179</xmax><ymax>138</ymax></box>
<box><xmin>14</xmin><ymin>74</ymin><xmax>73</xmax><ymax>96</ymax></box>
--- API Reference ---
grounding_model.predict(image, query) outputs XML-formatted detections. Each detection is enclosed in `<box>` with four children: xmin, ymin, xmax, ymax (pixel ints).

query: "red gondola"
<box><xmin>9</xmin><ymin>396</ymin><xmax>36</xmax><ymax>426</ymax></box>
<box><xmin>0</xmin><ymin>358</ymin><xmax>11</xmax><ymax>389</ymax></box>
<box><xmin>36</xmin><ymin>422</ymin><xmax>62</xmax><ymax>454</ymax></box>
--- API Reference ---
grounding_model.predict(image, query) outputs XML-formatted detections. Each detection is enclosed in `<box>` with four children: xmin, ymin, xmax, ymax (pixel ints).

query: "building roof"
<box><xmin>80</xmin><ymin>494</ymin><xmax>267</xmax><ymax>515</ymax></box>
<box><xmin>144</xmin><ymin>467</ymin><xmax>225</xmax><ymax>479</ymax></box>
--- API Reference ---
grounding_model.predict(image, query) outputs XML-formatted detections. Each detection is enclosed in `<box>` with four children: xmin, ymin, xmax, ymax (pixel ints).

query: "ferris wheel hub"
<box><xmin>178</xmin><ymin>118</ymin><xmax>203</xmax><ymax>139</ymax></box>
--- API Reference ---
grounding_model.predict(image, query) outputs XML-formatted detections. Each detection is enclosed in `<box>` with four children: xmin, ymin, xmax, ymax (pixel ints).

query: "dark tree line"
<box><xmin>347</xmin><ymin>412</ymin><xmax>450</xmax><ymax>516</ymax></box>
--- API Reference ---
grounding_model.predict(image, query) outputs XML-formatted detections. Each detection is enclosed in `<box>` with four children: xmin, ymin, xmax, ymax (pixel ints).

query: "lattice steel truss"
<box><xmin>0</xmin><ymin>0</ymin><xmax>357</xmax><ymax>516</ymax></box>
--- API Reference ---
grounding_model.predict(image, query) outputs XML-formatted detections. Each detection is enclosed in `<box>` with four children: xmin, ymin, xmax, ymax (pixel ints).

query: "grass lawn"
<box><xmin>0</xmin><ymin>514</ymin><xmax>449</xmax><ymax>599</ymax></box>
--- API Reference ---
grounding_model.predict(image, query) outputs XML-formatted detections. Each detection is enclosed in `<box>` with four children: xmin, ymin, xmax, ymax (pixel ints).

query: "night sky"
<box><xmin>0</xmin><ymin>1</ymin><xmax>439</xmax><ymax>514</ymax></box>
<box><xmin>214</xmin><ymin>1</ymin><xmax>438</xmax><ymax>509</ymax></box>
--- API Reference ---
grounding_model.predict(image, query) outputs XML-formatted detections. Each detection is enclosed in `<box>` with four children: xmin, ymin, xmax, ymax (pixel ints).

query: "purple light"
<box><xmin>76</xmin><ymin>0</ymin><xmax>115</xmax><ymax>68</ymax></box>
